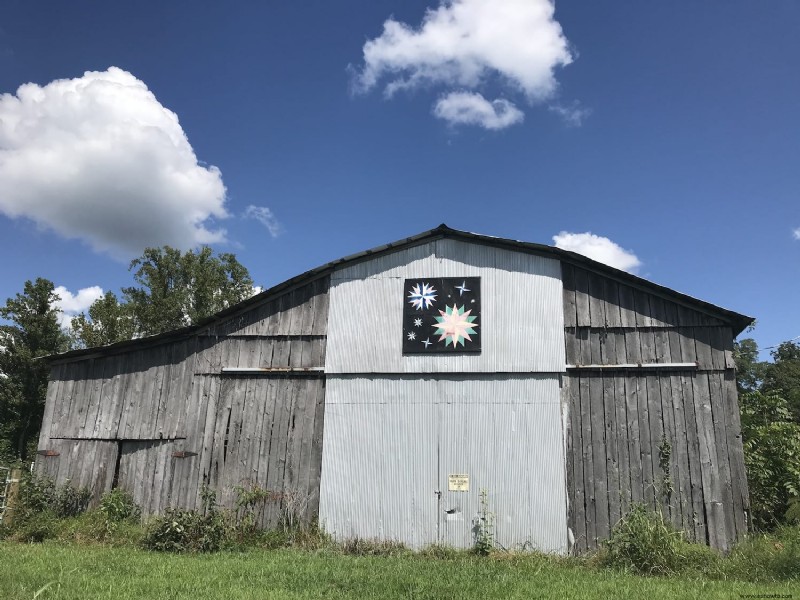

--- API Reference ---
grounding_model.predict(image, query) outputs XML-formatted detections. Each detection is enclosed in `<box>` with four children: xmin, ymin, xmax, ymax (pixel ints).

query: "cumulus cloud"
<box><xmin>553</xmin><ymin>232</ymin><xmax>642</xmax><ymax>273</ymax></box>
<box><xmin>433</xmin><ymin>92</ymin><xmax>523</xmax><ymax>130</ymax></box>
<box><xmin>53</xmin><ymin>285</ymin><xmax>104</xmax><ymax>328</ymax></box>
<box><xmin>353</xmin><ymin>0</ymin><xmax>574</xmax><ymax>129</ymax></box>
<box><xmin>0</xmin><ymin>67</ymin><xmax>228</xmax><ymax>258</ymax></box>
<box><xmin>793</xmin><ymin>227</ymin><xmax>800</xmax><ymax>240</ymax></box>
<box><xmin>244</xmin><ymin>205</ymin><xmax>282</xmax><ymax>238</ymax></box>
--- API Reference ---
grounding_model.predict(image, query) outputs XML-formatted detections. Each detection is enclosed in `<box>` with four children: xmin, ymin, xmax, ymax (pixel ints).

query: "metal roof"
<box><xmin>48</xmin><ymin>224</ymin><xmax>754</xmax><ymax>363</ymax></box>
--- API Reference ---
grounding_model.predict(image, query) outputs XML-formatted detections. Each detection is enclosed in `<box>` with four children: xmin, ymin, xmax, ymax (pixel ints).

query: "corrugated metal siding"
<box><xmin>319</xmin><ymin>375</ymin><xmax>568</xmax><ymax>552</ymax></box>
<box><xmin>325</xmin><ymin>239</ymin><xmax>565</xmax><ymax>373</ymax></box>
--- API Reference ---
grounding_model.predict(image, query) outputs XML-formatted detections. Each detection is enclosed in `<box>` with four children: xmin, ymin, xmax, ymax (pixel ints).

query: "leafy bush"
<box><xmin>600</xmin><ymin>504</ymin><xmax>718</xmax><ymax>576</ymax></box>
<box><xmin>99</xmin><ymin>488</ymin><xmax>140</xmax><ymax>524</ymax></box>
<box><xmin>142</xmin><ymin>487</ymin><xmax>229</xmax><ymax>553</ymax></box>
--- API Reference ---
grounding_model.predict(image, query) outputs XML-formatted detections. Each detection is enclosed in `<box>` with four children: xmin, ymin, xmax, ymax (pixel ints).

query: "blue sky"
<box><xmin>0</xmin><ymin>0</ymin><xmax>798</xmax><ymax>357</ymax></box>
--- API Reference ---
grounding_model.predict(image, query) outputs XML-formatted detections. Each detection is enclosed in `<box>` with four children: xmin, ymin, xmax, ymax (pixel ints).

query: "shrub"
<box><xmin>142</xmin><ymin>487</ymin><xmax>228</xmax><ymax>553</ymax></box>
<box><xmin>600</xmin><ymin>504</ymin><xmax>703</xmax><ymax>576</ymax></box>
<box><xmin>99</xmin><ymin>488</ymin><xmax>140</xmax><ymax>524</ymax></box>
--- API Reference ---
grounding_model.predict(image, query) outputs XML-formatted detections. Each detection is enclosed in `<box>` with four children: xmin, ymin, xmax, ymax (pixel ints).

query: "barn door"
<box><xmin>116</xmin><ymin>439</ymin><xmax>177</xmax><ymax>515</ymax></box>
<box><xmin>436</xmin><ymin>396</ymin><xmax>568</xmax><ymax>552</ymax></box>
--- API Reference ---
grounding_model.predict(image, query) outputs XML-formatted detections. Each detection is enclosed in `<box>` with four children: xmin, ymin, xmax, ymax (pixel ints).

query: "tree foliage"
<box><xmin>72</xmin><ymin>246</ymin><xmax>254</xmax><ymax>346</ymax></box>
<box><xmin>0</xmin><ymin>278</ymin><xmax>70</xmax><ymax>460</ymax></box>
<box><xmin>734</xmin><ymin>338</ymin><xmax>800</xmax><ymax>530</ymax></box>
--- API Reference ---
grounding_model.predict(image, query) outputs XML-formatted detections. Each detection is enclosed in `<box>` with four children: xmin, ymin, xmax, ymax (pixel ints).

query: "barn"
<box><xmin>36</xmin><ymin>225</ymin><xmax>753</xmax><ymax>554</ymax></box>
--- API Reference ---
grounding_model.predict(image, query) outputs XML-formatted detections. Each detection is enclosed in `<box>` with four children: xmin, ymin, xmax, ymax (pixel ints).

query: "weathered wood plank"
<box><xmin>680</xmin><ymin>373</ymin><xmax>706</xmax><ymax>542</ymax></box>
<box><xmin>618</xmin><ymin>284</ymin><xmax>637</xmax><ymax>328</ymax></box>
<box><xmin>574</xmin><ymin>268</ymin><xmax>591</xmax><ymax>328</ymax></box>
<box><xmin>659</xmin><ymin>375</ymin><xmax>681</xmax><ymax>531</ymax></box>
<box><xmin>693</xmin><ymin>373</ymin><xmax>726</xmax><ymax>550</ymax></box>
<box><xmin>634</xmin><ymin>289</ymin><xmax>653</xmax><ymax>328</ymax></box>
<box><xmin>709</xmin><ymin>371</ymin><xmax>736</xmax><ymax>547</ymax></box>
<box><xmin>589</xmin><ymin>375</ymin><xmax>609</xmax><ymax>546</ymax></box>
<box><xmin>578</xmin><ymin>376</ymin><xmax>595</xmax><ymax>549</ymax></box>
<box><xmin>625</xmin><ymin>375</ymin><xmax>643</xmax><ymax>507</ymax></box>
<box><xmin>722</xmin><ymin>370</ymin><xmax>749</xmax><ymax>538</ymax></box>
<box><xmin>587</xmin><ymin>273</ymin><xmax>607</xmax><ymax>327</ymax></box>
<box><xmin>562</xmin><ymin>263</ymin><xmax>577</xmax><ymax>329</ymax></box>
<box><xmin>624</xmin><ymin>329</ymin><xmax>642</xmax><ymax>364</ymax></box>
<box><xmin>603</xmin><ymin>280</ymin><xmax>622</xmax><ymax>328</ymax></box>
<box><xmin>614</xmin><ymin>375</ymin><xmax>631</xmax><ymax>520</ymax></box>
<box><xmin>603</xmin><ymin>374</ymin><xmax>621</xmax><ymax>529</ymax></box>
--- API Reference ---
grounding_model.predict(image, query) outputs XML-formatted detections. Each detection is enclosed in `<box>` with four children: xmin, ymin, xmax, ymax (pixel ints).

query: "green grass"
<box><xmin>1</xmin><ymin>542</ymin><xmax>798</xmax><ymax>600</ymax></box>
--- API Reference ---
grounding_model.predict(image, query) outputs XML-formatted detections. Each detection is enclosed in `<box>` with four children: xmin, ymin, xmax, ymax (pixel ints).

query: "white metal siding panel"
<box><xmin>325</xmin><ymin>239</ymin><xmax>565</xmax><ymax>374</ymax></box>
<box><xmin>318</xmin><ymin>375</ymin><xmax>568</xmax><ymax>552</ymax></box>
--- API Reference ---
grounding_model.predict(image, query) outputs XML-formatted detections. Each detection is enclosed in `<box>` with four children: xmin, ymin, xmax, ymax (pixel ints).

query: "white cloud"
<box><xmin>0</xmin><ymin>67</ymin><xmax>228</xmax><ymax>258</ymax></box>
<box><xmin>353</xmin><ymin>0</ymin><xmax>574</xmax><ymax>129</ymax></box>
<box><xmin>433</xmin><ymin>92</ymin><xmax>523</xmax><ymax>130</ymax></box>
<box><xmin>553</xmin><ymin>231</ymin><xmax>642</xmax><ymax>273</ymax></box>
<box><xmin>549</xmin><ymin>101</ymin><xmax>591</xmax><ymax>127</ymax></box>
<box><xmin>52</xmin><ymin>285</ymin><xmax>104</xmax><ymax>328</ymax></box>
<box><xmin>793</xmin><ymin>227</ymin><xmax>800</xmax><ymax>240</ymax></box>
<box><xmin>244</xmin><ymin>205</ymin><xmax>282</xmax><ymax>238</ymax></box>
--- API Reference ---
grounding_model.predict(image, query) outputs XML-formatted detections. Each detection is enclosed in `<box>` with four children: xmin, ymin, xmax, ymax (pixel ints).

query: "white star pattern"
<box><xmin>455</xmin><ymin>281</ymin><xmax>470</xmax><ymax>296</ymax></box>
<box><xmin>414</xmin><ymin>318</ymin><xmax>423</xmax><ymax>327</ymax></box>
<box><xmin>407</xmin><ymin>331</ymin><xmax>416</xmax><ymax>341</ymax></box>
<box><xmin>422</xmin><ymin>338</ymin><xmax>432</xmax><ymax>348</ymax></box>
<box><xmin>408</xmin><ymin>282</ymin><xmax>437</xmax><ymax>310</ymax></box>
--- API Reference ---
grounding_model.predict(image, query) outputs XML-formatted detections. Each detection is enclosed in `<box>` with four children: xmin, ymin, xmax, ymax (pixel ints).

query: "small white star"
<box><xmin>407</xmin><ymin>332</ymin><xmax>416</xmax><ymax>341</ymax></box>
<box><xmin>455</xmin><ymin>281</ymin><xmax>470</xmax><ymax>296</ymax></box>
<box><xmin>422</xmin><ymin>338</ymin><xmax>432</xmax><ymax>348</ymax></box>
<box><xmin>414</xmin><ymin>318</ymin><xmax>423</xmax><ymax>327</ymax></box>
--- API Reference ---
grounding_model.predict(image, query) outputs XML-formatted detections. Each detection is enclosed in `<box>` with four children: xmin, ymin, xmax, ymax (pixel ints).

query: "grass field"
<box><xmin>2</xmin><ymin>542</ymin><xmax>798</xmax><ymax>600</ymax></box>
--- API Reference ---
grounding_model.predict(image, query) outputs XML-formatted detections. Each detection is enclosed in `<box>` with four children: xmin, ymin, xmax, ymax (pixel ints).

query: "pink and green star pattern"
<box><xmin>433</xmin><ymin>304</ymin><xmax>479</xmax><ymax>347</ymax></box>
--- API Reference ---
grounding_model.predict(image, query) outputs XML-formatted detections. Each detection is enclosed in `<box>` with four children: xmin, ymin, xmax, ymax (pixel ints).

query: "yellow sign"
<box><xmin>448</xmin><ymin>473</ymin><xmax>469</xmax><ymax>492</ymax></box>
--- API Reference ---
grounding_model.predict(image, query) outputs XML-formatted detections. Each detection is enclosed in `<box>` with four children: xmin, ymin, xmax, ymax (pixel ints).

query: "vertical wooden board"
<box><xmin>93</xmin><ymin>441</ymin><xmax>117</xmax><ymax>505</ymax></box>
<box><xmin>148</xmin><ymin>441</ymin><xmax>170</xmax><ymax>515</ymax></box>
<box><xmin>261</xmin><ymin>338</ymin><xmax>277</xmax><ymax>368</ymax></box>
<box><xmin>662</xmin><ymin>299</ymin><xmax>680</xmax><ymax>328</ymax></box>
<box><xmin>668</xmin><ymin>375</ymin><xmax>692</xmax><ymax>535</ymax></box>
<box><xmin>624</xmin><ymin>330</ymin><xmax>642</xmax><ymax>364</ymax></box>
<box><xmin>576</xmin><ymin>327</ymin><xmax>591</xmax><ymax>366</ymax></box>
<box><xmin>723</xmin><ymin>331</ymin><xmax>736</xmax><ymax>370</ymax></box>
<box><xmin>624</xmin><ymin>375</ymin><xmax>643</xmax><ymax>506</ymax></box>
<box><xmin>612</xmin><ymin>331</ymin><xmax>628</xmax><ymax>365</ymax></box>
<box><xmin>172</xmin><ymin>338</ymin><xmax>199</xmax><ymax>439</ymax></box>
<box><xmin>603</xmin><ymin>374</ymin><xmax>621</xmax><ymax>529</ymax></box>
<box><xmin>678</xmin><ymin>328</ymin><xmax>698</xmax><ymax>365</ymax></box>
<box><xmin>562</xmin><ymin>263</ymin><xmax>578</xmax><ymax>328</ymax></box>
<box><xmin>312</xmin><ymin>287</ymin><xmax>330</xmax><ymax>336</ymax></box>
<box><xmin>294</xmin><ymin>379</ymin><xmax>319</xmax><ymax>511</ymax></box>
<box><xmin>614</xmin><ymin>376</ymin><xmax>631</xmax><ymax>519</ymax></box>
<box><xmin>63</xmin><ymin>362</ymin><xmax>91</xmax><ymax>438</ymax></box>
<box><xmin>221</xmin><ymin>378</ymin><xmax>248</xmax><ymax>508</ymax></box>
<box><xmin>633</xmin><ymin>289</ymin><xmax>653</xmax><ymax>328</ymax></box>
<box><xmin>639</xmin><ymin>329</ymin><xmax>657</xmax><ymax>364</ymax></box>
<box><xmin>653</xmin><ymin>330</ymin><xmax>672</xmax><ymax>363</ymax></box>
<box><xmin>568</xmin><ymin>375</ymin><xmax>587</xmax><ymax>553</ymax></box>
<box><xmin>563</xmin><ymin>376</ymin><xmax>577</xmax><ymax>550</ymax></box>
<box><xmin>617</xmin><ymin>284</ymin><xmax>637</xmax><ymax>328</ymax></box>
<box><xmin>587</xmin><ymin>273</ymin><xmax>607</xmax><ymax>327</ymax></box>
<box><xmin>287</xmin><ymin>338</ymin><xmax>304</xmax><ymax>368</ymax></box>
<box><xmin>578</xmin><ymin>376</ymin><xmax>596</xmax><ymax>549</ymax></box>
<box><xmin>646</xmin><ymin>374</ymin><xmax>666</xmax><ymax>514</ymax></box>
<box><xmin>306</xmin><ymin>378</ymin><xmax>326</xmax><ymax>519</ymax></box>
<box><xmin>659</xmin><ymin>375</ymin><xmax>682</xmax><ymax>531</ymax></box>
<box><xmin>77</xmin><ymin>362</ymin><xmax>104</xmax><ymax>438</ymax></box>
<box><xmin>708</xmin><ymin>328</ymin><xmax>728</xmax><ymax>371</ymax></box>
<box><xmin>284</xmin><ymin>378</ymin><xmax>308</xmax><ymax>492</ymax></box>
<box><xmin>680</xmin><ymin>374</ymin><xmax>706</xmax><ymax>542</ymax></box>
<box><xmin>192</xmin><ymin>376</ymin><xmax>220</xmax><ymax>510</ymax></box>
<box><xmin>722</xmin><ymin>370</ymin><xmax>749</xmax><ymax>538</ymax></box>
<box><xmin>589</xmin><ymin>329</ymin><xmax>604</xmax><ymax>365</ymax></box>
<box><xmin>603</xmin><ymin>280</ymin><xmax>622</xmax><ymax>328</ymax></box>
<box><xmin>208</xmin><ymin>378</ymin><xmax>234</xmax><ymax>495</ymax></box>
<box><xmin>600</xmin><ymin>329</ymin><xmax>616</xmax><ymax>365</ymax></box>
<box><xmin>173</xmin><ymin>375</ymin><xmax>206</xmax><ymax>510</ymax></box>
<box><xmin>116</xmin><ymin>354</ymin><xmax>143</xmax><ymax>439</ymax></box>
<box><xmin>50</xmin><ymin>368</ymin><xmax>75</xmax><ymax>438</ymax></box>
<box><xmin>155</xmin><ymin>341</ymin><xmax>183</xmax><ymax>439</ymax></box>
<box><xmin>239</xmin><ymin>377</ymin><xmax>263</xmax><ymax>484</ymax></box>
<box><xmin>589</xmin><ymin>375</ymin><xmax>610</xmax><ymax>546</ymax></box>
<box><xmin>636</xmin><ymin>375</ymin><xmax>655</xmax><ymax>510</ymax></box>
<box><xmin>693</xmin><ymin>373</ymin><xmax>726</xmax><ymax>550</ymax></box>
<box><xmin>89</xmin><ymin>359</ymin><xmax>116</xmax><ymax>439</ymax></box>
<box><xmin>709</xmin><ymin>372</ymin><xmax>736</xmax><ymax>546</ymax></box>
<box><xmin>574</xmin><ymin>268</ymin><xmax>591</xmax><ymax>328</ymax></box>
<box><xmin>564</xmin><ymin>329</ymin><xmax>579</xmax><ymax>366</ymax></box>
<box><xmin>264</xmin><ymin>378</ymin><xmax>295</xmax><ymax>526</ymax></box>
<box><xmin>251</xmin><ymin>377</ymin><xmax>277</xmax><ymax>490</ymax></box>
<box><xmin>648</xmin><ymin>296</ymin><xmax>667</xmax><ymax>328</ymax></box>
<box><xmin>39</xmin><ymin>363</ymin><xmax>63</xmax><ymax>448</ymax></box>
<box><xmin>99</xmin><ymin>358</ymin><xmax>126</xmax><ymax>439</ymax></box>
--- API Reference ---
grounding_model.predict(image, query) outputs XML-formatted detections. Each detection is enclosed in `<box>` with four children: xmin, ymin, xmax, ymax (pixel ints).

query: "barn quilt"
<box><xmin>402</xmin><ymin>277</ymin><xmax>481</xmax><ymax>354</ymax></box>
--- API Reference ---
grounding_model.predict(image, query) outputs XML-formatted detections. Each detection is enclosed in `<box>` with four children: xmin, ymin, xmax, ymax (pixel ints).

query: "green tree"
<box><xmin>0</xmin><ymin>278</ymin><xmax>70</xmax><ymax>460</ymax></box>
<box><xmin>762</xmin><ymin>341</ymin><xmax>800</xmax><ymax>422</ymax></box>
<box><xmin>739</xmin><ymin>390</ymin><xmax>800</xmax><ymax>530</ymax></box>
<box><xmin>73</xmin><ymin>246</ymin><xmax>254</xmax><ymax>344</ymax></box>
<box><xmin>733</xmin><ymin>338</ymin><xmax>768</xmax><ymax>393</ymax></box>
<box><xmin>70</xmin><ymin>291</ymin><xmax>135</xmax><ymax>349</ymax></box>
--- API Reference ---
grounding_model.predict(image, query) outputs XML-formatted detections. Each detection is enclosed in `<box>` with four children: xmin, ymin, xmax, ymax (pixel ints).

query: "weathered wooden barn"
<box><xmin>36</xmin><ymin>225</ymin><xmax>753</xmax><ymax>553</ymax></box>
